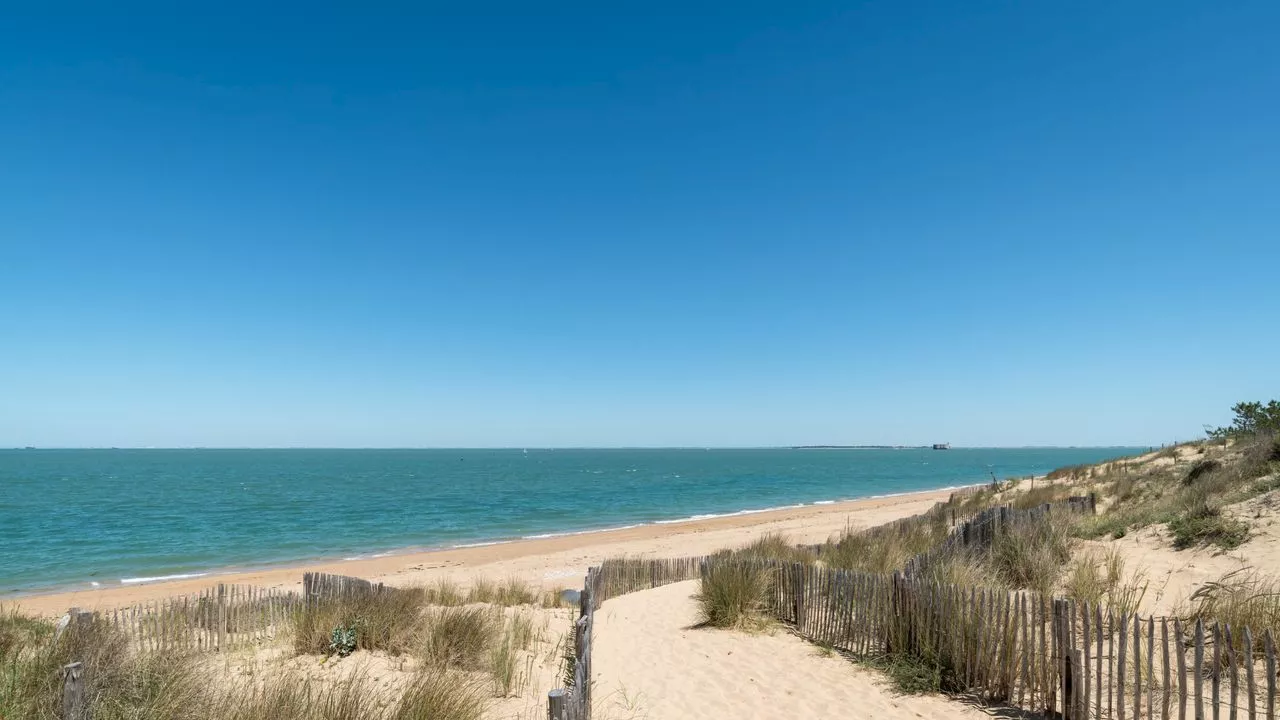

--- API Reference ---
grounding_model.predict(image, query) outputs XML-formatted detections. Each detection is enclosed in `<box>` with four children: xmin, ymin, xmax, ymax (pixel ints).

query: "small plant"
<box><xmin>329</xmin><ymin>620</ymin><xmax>361</xmax><ymax>657</ymax></box>
<box><xmin>868</xmin><ymin>654</ymin><xmax>944</xmax><ymax>695</ymax></box>
<box><xmin>389</xmin><ymin>670</ymin><xmax>488</xmax><ymax>720</ymax></box>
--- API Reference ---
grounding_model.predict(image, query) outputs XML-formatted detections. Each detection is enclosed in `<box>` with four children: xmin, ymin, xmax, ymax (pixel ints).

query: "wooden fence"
<box><xmin>548</xmin><ymin>558</ymin><xmax>708</xmax><ymax>720</ymax></box>
<box><xmin>100</xmin><ymin>583</ymin><xmax>301</xmax><ymax>653</ymax></box>
<box><xmin>303</xmin><ymin>571</ymin><xmax>389</xmax><ymax>603</ymax></box>
<box><xmin>904</xmin><ymin>495</ymin><xmax>1097</xmax><ymax>577</ymax></box>
<box><xmin>761</xmin><ymin>560</ymin><xmax>1278</xmax><ymax>720</ymax></box>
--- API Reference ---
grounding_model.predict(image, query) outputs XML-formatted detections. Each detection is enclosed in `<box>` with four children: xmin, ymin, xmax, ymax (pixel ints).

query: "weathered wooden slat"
<box><xmin>1244</xmin><ymin>627</ymin><xmax>1256</xmax><ymax>720</ymax></box>
<box><xmin>1214</xmin><ymin>623</ymin><xmax>1222</xmax><ymax>720</ymax></box>
<box><xmin>1224</xmin><ymin>625</ymin><xmax>1238</xmax><ymax>720</ymax></box>
<box><xmin>1120</xmin><ymin>614</ymin><xmax>1130</xmax><ymax>720</ymax></box>
<box><xmin>1098</xmin><ymin>605</ymin><xmax>1106</xmax><ymax>720</ymax></box>
<box><xmin>1266</xmin><ymin>630</ymin><xmax>1276</xmax><ymax>720</ymax></box>
<box><xmin>1149</xmin><ymin>617</ymin><xmax>1156</xmax><ymax>720</ymax></box>
<box><xmin>1196</xmin><ymin>620</ymin><xmax>1206</xmax><ymax>720</ymax></box>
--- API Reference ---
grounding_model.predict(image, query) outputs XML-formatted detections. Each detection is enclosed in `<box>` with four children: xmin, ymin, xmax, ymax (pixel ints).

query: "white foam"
<box><xmin>521</xmin><ymin>524</ymin><xmax>642</xmax><ymax>541</ymax></box>
<box><xmin>120</xmin><ymin>572</ymin><xmax>208</xmax><ymax>585</ymax></box>
<box><xmin>653</xmin><ymin>503</ymin><xmax>808</xmax><ymax>525</ymax></box>
<box><xmin>451</xmin><ymin>540</ymin><xmax>514</xmax><ymax>549</ymax></box>
<box><xmin>812</xmin><ymin>500</ymin><xmax>835</xmax><ymax>505</ymax></box>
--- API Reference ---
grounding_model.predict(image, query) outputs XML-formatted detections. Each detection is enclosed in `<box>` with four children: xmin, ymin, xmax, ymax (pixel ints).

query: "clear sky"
<box><xmin>2</xmin><ymin>2</ymin><xmax>1277</xmax><ymax>448</ymax></box>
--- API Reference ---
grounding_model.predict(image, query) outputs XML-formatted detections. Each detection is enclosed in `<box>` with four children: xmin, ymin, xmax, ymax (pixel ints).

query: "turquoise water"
<box><xmin>0</xmin><ymin>447</ymin><xmax>1139</xmax><ymax>594</ymax></box>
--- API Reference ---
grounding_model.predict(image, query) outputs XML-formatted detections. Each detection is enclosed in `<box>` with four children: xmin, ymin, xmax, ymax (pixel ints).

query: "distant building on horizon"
<box><xmin>932</xmin><ymin>443</ymin><xmax>951</xmax><ymax>450</ymax></box>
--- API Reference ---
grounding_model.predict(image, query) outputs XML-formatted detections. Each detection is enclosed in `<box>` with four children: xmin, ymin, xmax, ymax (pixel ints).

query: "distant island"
<box><xmin>790</xmin><ymin>445</ymin><xmax>933</xmax><ymax>450</ymax></box>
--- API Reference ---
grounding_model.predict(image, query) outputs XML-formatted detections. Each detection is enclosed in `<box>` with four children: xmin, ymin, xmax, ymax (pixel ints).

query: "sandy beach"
<box><xmin>12</xmin><ymin>485</ymin><xmax>964</xmax><ymax>617</ymax></box>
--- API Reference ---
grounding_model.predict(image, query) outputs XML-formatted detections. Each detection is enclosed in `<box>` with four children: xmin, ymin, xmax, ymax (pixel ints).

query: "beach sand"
<box><xmin>13</xmin><ymin>486</ymin><xmax>962</xmax><ymax>617</ymax></box>
<box><xmin>593</xmin><ymin>579</ymin><xmax>993</xmax><ymax>720</ymax></box>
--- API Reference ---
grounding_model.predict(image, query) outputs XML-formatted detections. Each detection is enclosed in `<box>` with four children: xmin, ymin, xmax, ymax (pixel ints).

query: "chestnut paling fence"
<box><xmin>546</xmin><ymin>555</ymin><xmax>1280</xmax><ymax>720</ymax></box>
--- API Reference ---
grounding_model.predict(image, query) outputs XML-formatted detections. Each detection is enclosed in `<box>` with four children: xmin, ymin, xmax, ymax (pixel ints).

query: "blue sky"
<box><xmin>2</xmin><ymin>2</ymin><xmax>1277</xmax><ymax>448</ymax></box>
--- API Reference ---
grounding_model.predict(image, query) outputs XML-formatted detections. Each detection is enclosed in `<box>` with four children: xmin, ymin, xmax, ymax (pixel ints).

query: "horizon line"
<box><xmin>3</xmin><ymin>444</ymin><xmax>1157</xmax><ymax>451</ymax></box>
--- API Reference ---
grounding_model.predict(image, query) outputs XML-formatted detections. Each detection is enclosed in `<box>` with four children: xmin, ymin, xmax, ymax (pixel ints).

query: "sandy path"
<box><xmin>12</xmin><ymin>488</ymin><xmax>960</xmax><ymax>616</ymax></box>
<box><xmin>592</xmin><ymin>580</ymin><xmax>992</xmax><ymax>720</ymax></box>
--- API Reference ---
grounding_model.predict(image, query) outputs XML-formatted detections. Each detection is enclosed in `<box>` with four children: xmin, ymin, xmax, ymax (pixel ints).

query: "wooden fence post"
<box><xmin>547</xmin><ymin>688</ymin><xmax>567</xmax><ymax>720</ymax></box>
<box><xmin>62</xmin><ymin>661</ymin><xmax>87</xmax><ymax>720</ymax></box>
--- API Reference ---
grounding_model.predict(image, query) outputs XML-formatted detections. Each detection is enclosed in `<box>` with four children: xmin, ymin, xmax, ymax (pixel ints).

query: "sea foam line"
<box><xmin>120</xmin><ymin>572</ymin><xmax>209</xmax><ymax>585</ymax></box>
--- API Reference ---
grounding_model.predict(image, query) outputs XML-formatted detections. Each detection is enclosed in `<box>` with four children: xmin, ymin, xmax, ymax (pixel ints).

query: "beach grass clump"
<box><xmin>420</xmin><ymin>606</ymin><xmax>502</xmax><ymax>670</ymax></box>
<box><xmin>425</xmin><ymin>577</ymin><xmax>465</xmax><ymax>606</ymax></box>
<box><xmin>820</xmin><ymin>520</ymin><xmax>943</xmax><ymax>575</ymax></box>
<box><xmin>0</xmin><ymin>607</ymin><xmax>52</xmax><ymax>661</ymax></box>
<box><xmin>695</xmin><ymin>561</ymin><xmax>772</xmax><ymax>630</ymax></box>
<box><xmin>730</xmin><ymin>532</ymin><xmax>815</xmax><ymax>564</ymax></box>
<box><xmin>866</xmin><ymin>653</ymin><xmax>952</xmax><ymax>695</ymax></box>
<box><xmin>540</xmin><ymin>587</ymin><xmax>568</xmax><ymax>608</ymax></box>
<box><xmin>988</xmin><ymin>515</ymin><xmax>1073</xmax><ymax>597</ymax></box>
<box><xmin>1168</xmin><ymin>501</ymin><xmax>1249</xmax><ymax>550</ymax></box>
<box><xmin>1183</xmin><ymin>568</ymin><xmax>1280</xmax><ymax>650</ymax></box>
<box><xmin>90</xmin><ymin>649</ymin><xmax>211</xmax><ymax>720</ymax></box>
<box><xmin>210</xmin><ymin>671</ymin><xmax>382</xmax><ymax>720</ymax></box>
<box><xmin>1063</xmin><ymin>548</ymin><xmax>1148</xmax><ymax>616</ymax></box>
<box><xmin>0</xmin><ymin>613</ymin><xmax>132</xmax><ymax>720</ymax></box>
<box><xmin>488</xmin><ymin>615</ymin><xmax>535</xmax><ymax>697</ymax></box>
<box><xmin>1007</xmin><ymin>483</ymin><xmax>1071</xmax><ymax>510</ymax></box>
<box><xmin>390</xmin><ymin>670</ymin><xmax>488</xmax><ymax>720</ymax></box>
<box><xmin>466</xmin><ymin>577</ymin><xmax>497</xmax><ymax>605</ymax></box>
<box><xmin>493</xmin><ymin>577</ymin><xmax>538</xmax><ymax>606</ymax></box>
<box><xmin>292</xmin><ymin>588</ymin><xmax>427</xmax><ymax>656</ymax></box>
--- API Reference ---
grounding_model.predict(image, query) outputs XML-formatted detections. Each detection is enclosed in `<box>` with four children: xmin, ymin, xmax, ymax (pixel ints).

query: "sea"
<box><xmin>0</xmin><ymin>447</ymin><xmax>1141</xmax><ymax>595</ymax></box>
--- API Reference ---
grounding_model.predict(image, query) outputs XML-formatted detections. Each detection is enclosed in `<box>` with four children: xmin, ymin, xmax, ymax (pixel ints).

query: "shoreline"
<box><xmin>7</xmin><ymin>483</ymin><xmax>974</xmax><ymax>616</ymax></box>
<box><xmin>3</xmin><ymin>483</ymin><xmax>983</xmax><ymax>600</ymax></box>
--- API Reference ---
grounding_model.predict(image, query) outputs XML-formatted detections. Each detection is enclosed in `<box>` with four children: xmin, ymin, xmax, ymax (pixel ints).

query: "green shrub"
<box><xmin>1185</xmin><ymin>459</ymin><xmax>1223</xmax><ymax>485</ymax></box>
<box><xmin>1168</xmin><ymin>502</ymin><xmax>1249</xmax><ymax>550</ymax></box>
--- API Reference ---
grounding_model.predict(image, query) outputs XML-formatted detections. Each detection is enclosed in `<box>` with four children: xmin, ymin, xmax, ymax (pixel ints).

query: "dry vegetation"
<box><xmin>0</xmin><ymin>575</ymin><xmax>567</xmax><ymax>720</ymax></box>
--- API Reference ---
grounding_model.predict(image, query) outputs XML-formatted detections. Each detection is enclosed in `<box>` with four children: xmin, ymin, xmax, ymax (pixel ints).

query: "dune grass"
<box><xmin>420</xmin><ymin>606</ymin><xmax>502</xmax><ymax>670</ymax></box>
<box><xmin>292</xmin><ymin>588</ymin><xmax>428</xmax><ymax>656</ymax></box>
<box><xmin>695</xmin><ymin>561</ymin><xmax>772</xmax><ymax>630</ymax></box>
<box><xmin>1183</xmin><ymin>568</ymin><xmax>1280</xmax><ymax>651</ymax></box>
<box><xmin>985</xmin><ymin>515</ymin><xmax>1074</xmax><ymax>597</ymax></box>
<box><xmin>1062</xmin><ymin>547</ymin><xmax>1149</xmax><ymax>616</ymax></box>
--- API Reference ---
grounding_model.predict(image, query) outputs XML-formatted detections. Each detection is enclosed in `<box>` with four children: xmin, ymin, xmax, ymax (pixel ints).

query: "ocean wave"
<box><xmin>451</xmin><ymin>540</ymin><xmax>514</xmax><ymax>549</ymax></box>
<box><xmin>120</xmin><ymin>572</ymin><xmax>208</xmax><ymax>585</ymax></box>
<box><xmin>522</xmin><ymin>524</ymin><xmax>642</xmax><ymax>541</ymax></box>
<box><xmin>653</xmin><ymin>503</ymin><xmax>808</xmax><ymax>524</ymax></box>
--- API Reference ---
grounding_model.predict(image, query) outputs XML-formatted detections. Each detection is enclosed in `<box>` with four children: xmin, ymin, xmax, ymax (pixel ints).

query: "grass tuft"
<box><xmin>1168</xmin><ymin>501</ymin><xmax>1249</xmax><ymax>551</ymax></box>
<box><xmin>421</xmin><ymin>606</ymin><xmax>502</xmax><ymax>670</ymax></box>
<box><xmin>695</xmin><ymin>562</ymin><xmax>772</xmax><ymax>630</ymax></box>
<box><xmin>292</xmin><ymin>588</ymin><xmax>427</xmax><ymax>656</ymax></box>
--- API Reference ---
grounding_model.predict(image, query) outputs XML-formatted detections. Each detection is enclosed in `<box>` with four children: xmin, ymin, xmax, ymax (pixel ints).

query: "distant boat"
<box><xmin>932</xmin><ymin>443</ymin><xmax>951</xmax><ymax>450</ymax></box>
